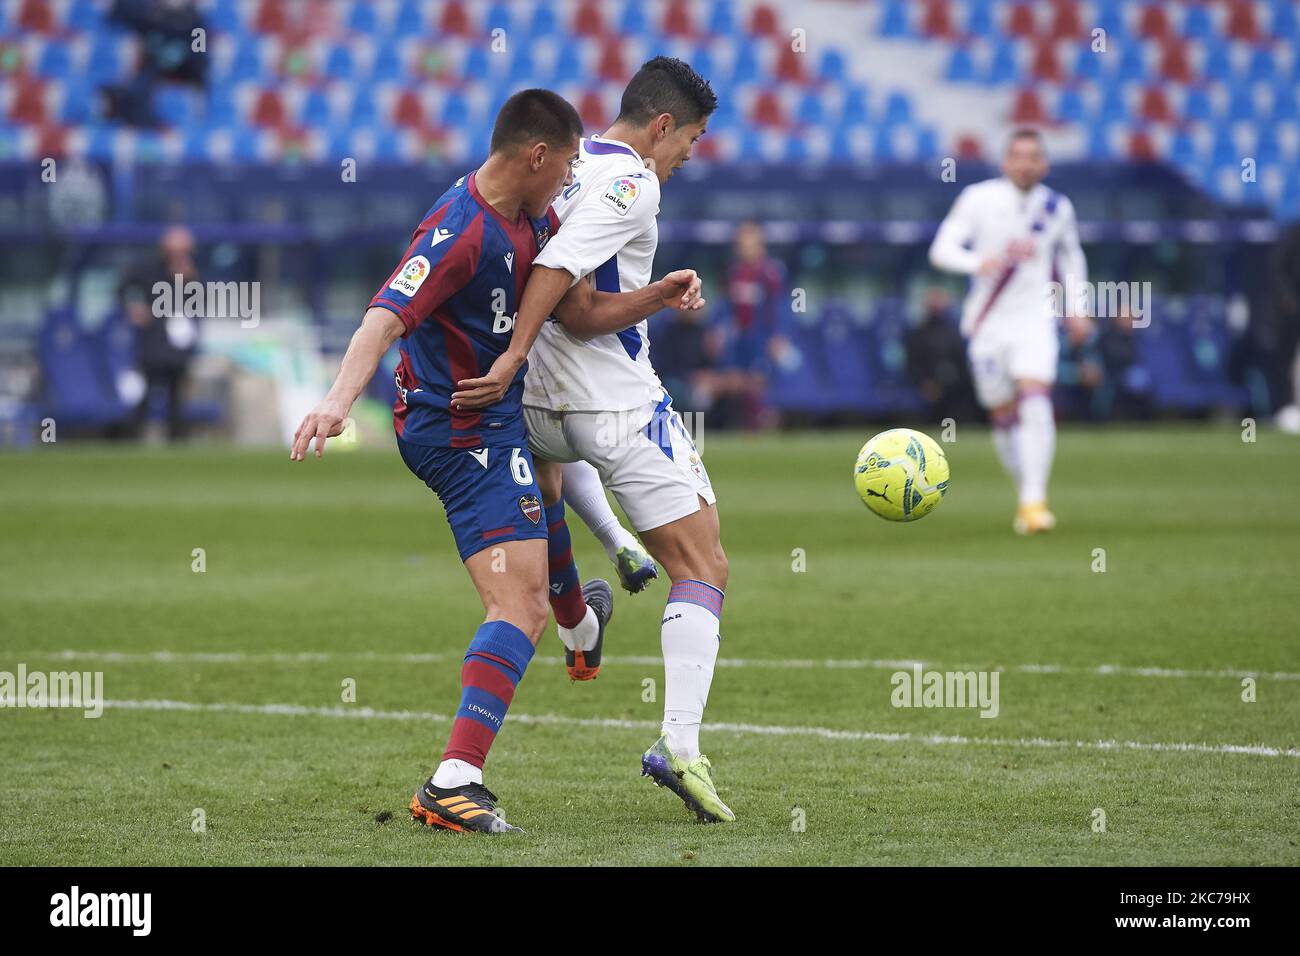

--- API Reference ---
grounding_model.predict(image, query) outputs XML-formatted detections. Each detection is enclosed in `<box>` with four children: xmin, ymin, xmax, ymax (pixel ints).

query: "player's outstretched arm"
<box><xmin>555</xmin><ymin>268</ymin><xmax>704</xmax><ymax>340</ymax></box>
<box><xmin>449</xmin><ymin>265</ymin><xmax>572</xmax><ymax>411</ymax></box>
<box><xmin>290</xmin><ymin>307</ymin><xmax>405</xmax><ymax>461</ymax></box>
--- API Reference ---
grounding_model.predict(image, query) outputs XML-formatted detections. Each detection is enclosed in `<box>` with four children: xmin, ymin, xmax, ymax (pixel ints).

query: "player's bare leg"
<box><xmin>535</xmin><ymin>458</ymin><xmax>613</xmax><ymax>680</ymax></box>
<box><xmin>636</xmin><ymin>498</ymin><xmax>735</xmax><ymax>822</ymax></box>
<box><xmin>411</xmin><ymin>539</ymin><xmax>548</xmax><ymax>834</ymax></box>
<box><xmin>1010</xmin><ymin>377</ymin><xmax>1056</xmax><ymax>534</ymax></box>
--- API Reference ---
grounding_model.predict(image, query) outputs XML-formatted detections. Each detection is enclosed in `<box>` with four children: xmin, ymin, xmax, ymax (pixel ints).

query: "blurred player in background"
<box><xmin>929</xmin><ymin>129</ymin><xmax>1091</xmax><ymax>534</ymax></box>
<box><xmin>289</xmin><ymin>90</ymin><xmax>700</xmax><ymax>834</ymax></box>
<box><xmin>719</xmin><ymin>220</ymin><xmax>788</xmax><ymax>429</ymax></box>
<box><xmin>454</xmin><ymin>57</ymin><xmax>735</xmax><ymax>824</ymax></box>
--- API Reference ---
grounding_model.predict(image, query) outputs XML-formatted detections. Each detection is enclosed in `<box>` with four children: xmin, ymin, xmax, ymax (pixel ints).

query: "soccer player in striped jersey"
<box><xmin>929</xmin><ymin>128</ymin><xmax>1091</xmax><ymax>534</ymax></box>
<box><xmin>290</xmin><ymin>90</ymin><xmax>704</xmax><ymax>833</ymax></box>
<box><xmin>452</xmin><ymin>59</ymin><xmax>737</xmax><ymax>823</ymax></box>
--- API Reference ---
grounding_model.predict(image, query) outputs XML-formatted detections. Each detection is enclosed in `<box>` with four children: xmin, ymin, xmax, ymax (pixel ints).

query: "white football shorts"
<box><xmin>966</xmin><ymin>320</ymin><xmax>1060</xmax><ymax>409</ymax></box>
<box><xmin>523</xmin><ymin>394</ymin><xmax>716</xmax><ymax>533</ymax></box>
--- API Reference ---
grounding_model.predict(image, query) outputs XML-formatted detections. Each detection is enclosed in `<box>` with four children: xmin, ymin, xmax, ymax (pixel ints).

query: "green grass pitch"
<box><xmin>1</xmin><ymin>426</ymin><xmax>1297</xmax><ymax>866</ymax></box>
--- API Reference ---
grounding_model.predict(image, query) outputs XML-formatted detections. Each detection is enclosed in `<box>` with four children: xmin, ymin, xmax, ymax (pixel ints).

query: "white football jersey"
<box><xmin>523</xmin><ymin>135</ymin><xmax>664</xmax><ymax>412</ymax></box>
<box><xmin>928</xmin><ymin>177</ymin><xmax>1087</xmax><ymax>337</ymax></box>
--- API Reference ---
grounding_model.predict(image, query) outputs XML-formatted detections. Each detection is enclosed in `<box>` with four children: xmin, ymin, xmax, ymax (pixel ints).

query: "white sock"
<box><xmin>562</xmin><ymin>459</ymin><xmax>639</xmax><ymax>561</ymax></box>
<box><xmin>991</xmin><ymin>418</ymin><xmax>1021</xmax><ymax>487</ymax></box>
<box><xmin>661</xmin><ymin>581</ymin><xmax>723</xmax><ymax>761</ymax></box>
<box><xmin>432</xmin><ymin>757</ymin><xmax>482</xmax><ymax>789</ymax></box>
<box><xmin>1017</xmin><ymin>392</ymin><xmax>1056</xmax><ymax>505</ymax></box>
<box><xmin>556</xmin><ymin>604</ymin><xmax>599</xmax><ymax>652</ymax></box>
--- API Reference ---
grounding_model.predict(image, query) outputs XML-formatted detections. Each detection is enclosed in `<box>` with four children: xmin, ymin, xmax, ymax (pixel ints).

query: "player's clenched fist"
<box><xmin>655</xmin><ymin>269</ymin><xmax>705</xmax><ymax>311</ymax></box>
<box><xmin>290</xmin><ymin>399</ymin><xmax>349</xmax><ymax>460</ymax></box>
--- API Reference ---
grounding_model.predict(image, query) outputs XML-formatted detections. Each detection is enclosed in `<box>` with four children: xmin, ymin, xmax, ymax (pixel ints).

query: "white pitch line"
<box><xmin>17</xmin><ymin>649</ymin><xmax>1300</xmax><ymax>682</ymax></box>
<box><xmin>99</xmin><ymin>698</ymin><xmax>1300</xmax><ymax>760</ymax></box>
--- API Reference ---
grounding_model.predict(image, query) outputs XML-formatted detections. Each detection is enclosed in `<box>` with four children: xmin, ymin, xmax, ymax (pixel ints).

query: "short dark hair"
<box><xmin>489</xmin><ymin>89</ymin><xmax>583</xmax><ymax>155</ymax></box>
<box><xmin>616</xmin><ymin>56</ymin><xmax>717</xmax><ymax>127</ymax></box>
<box><xmin>1007</xmin><ymin>127</ymin><xmax>1045</xmax><ymax>151</ymax></box>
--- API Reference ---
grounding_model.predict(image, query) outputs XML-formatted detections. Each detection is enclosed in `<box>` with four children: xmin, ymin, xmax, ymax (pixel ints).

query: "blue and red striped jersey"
<box><xmin>369</xmin><ymin>171</ymin><xmax>560</xmax><ymax>447</ymax></box>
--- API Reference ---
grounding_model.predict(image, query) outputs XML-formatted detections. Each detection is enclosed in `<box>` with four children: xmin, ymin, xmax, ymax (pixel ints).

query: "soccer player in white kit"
<box><xmin>452</xmin><ymin>58</ymin><xmax>734</xmax><ymax>823</ymax></box>
<box><xmin>928</xmin><ymin>129</ymin><xmax>1091</xmax><ymax>534</ymax></box>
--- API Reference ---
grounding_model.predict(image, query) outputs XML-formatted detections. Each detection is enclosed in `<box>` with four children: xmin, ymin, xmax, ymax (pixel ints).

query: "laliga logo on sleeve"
<box><xmin>389</xmin><ymin>256</ymin><xmax>430</xmax><ymax>296</ymax></box>
<box><xmin>600</xmin><ymin>177</ymin><xmax>640</xmax><ymax>215</ymax></box>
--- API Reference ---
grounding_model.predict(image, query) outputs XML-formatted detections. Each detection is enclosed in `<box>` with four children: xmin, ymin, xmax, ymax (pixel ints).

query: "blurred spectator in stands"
<box><xmin>1270</xmin><ymin>221</ymin><xmax>1300</xmax><ymax>428</ymax></box>
<box><xmin>905</xmin><ymin>286</ymin><xmax>978</xmax><ymax>424</ymax></box>
<box><xmin>118</xmin><ymin>225</ymin><xmax>202</xmax><ymax>441</ymax></box>
<box><xmin>715</xmin><ymin>222</ymin><xmax>789</xmax><ymax>429</ymax></box>
<box><xmin>649</xmin><ymin>305</ymin><xmax>720</xmax><ymax>415</ymax></box>
<box><xmin>102</xmin><ymin>0</ymin><xmax>207</xmax><ymax>127</ymax></box>
<box><xmin>1059</xmin><ymin>307</ymin><xmax>1150</xmax><ymax>420</ymax></box>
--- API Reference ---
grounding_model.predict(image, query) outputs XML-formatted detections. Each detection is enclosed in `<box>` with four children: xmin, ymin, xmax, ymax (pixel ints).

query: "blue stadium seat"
<box><xmin>819</xmin><ymin>49</ymin><xmax>847</xmax><ymax>84</ymax></box>
<box><xmin>348</xmin><ymin>87</ymin><xmax>378</xmax><ymax>126</ymax></box>
<box><xmin>1169</xmin><ymin>127</ymin><xmax>1199</xmax><ymax>166</ymax></box>
<box><xmin>1271</xmin><ymin>1</ymin><xmax>1299</xmax><ymax>41</ymax></box>
<box><xmin>528</xmin><ymin>3</ymin><xmax>559</xmax><ymax>37</ymax></box>
<box><xmin>484</xmin><ymin>1</ymin><xmax>513</xmax><ymax>34</ymax></box>
<box><xmin>1182</xmin><ymin>4</ymin><xmax>1215</xmax><ymax>40</ymax></box>
<box><xmin>86</xmin><ymin>31</ymin><xmax>126</xmax><ymax>83</ymax></box>
<box><xmin>302</xmin><ymin>89</ymin><xmax>333</xmax><ymax>128</ymax></box>
<box><xmin>464</xmin><ymin>45</ymin><xmax>491</xmax><ymax>80</ymax></box>
<box><xmin>878</xmin><ymin>0</ymin><xmax>912</xmax><ymax>39</ymax></box>
<box><xmin>1183</xmin><ymin>85</ymin><xmax>1213</xmax><ymax>122</ymax></box>
<box><xmin>882</xmin><ymin>91</ymin><xmax>912</xmax><ymax>126</ymax></box>
<box><xmin>37</xmin><ymin>40</ymin><xmax>73</xmax><ymax>79</ymax></box>
<box><xmin>731</xmin><ymin>38</ymin><xmax>761</xmax><ymax>85</ymax></box>
<box><xmin>1271</xmin><ymin>80</ymin><xmax>1299</xmax><ymax>119</ymax></box>
<box><xmin>985</xmin><ymin>39</ymin><xmax>1020</xmax><ymax>85</ymax></box>
<box><xmin>796</xmin><ymin>90</ymin><xmax>825</xmax><ymax>125</ymax></box>
<box><xmin>1057</xmin><ymin>86</ymin><xmax>1086</xmax><ymax>123</ymax></box>
<box><xmin>945</xmin><ymin>46</ymin><xmax>976</xmax><ymax>83</ymax></box>
<box><xmin>347</xmin><ymin>2</ymin><xmax>381</xmax><ymax>35</ymax></box>
<box><xmin>441</xmin><ymin>90</ymin><xmax>471</xmax><ymax>127</ymax></box>
<box><xmin>705</xmin><ymin>0</ymin><xmax>737</xmax><ymax>36</ymax></box>
<box><xmin>841</xmin><ymin>85</ymin><xmax>870</xmax><ymax>125</ymax></box>
<box><xmin>1246</xmin><ymin>45</ymin><xmax>1278</xmax><ymax>83</ymax></box>
<box><xmin>508</xmin><ymin>45</ymin><xmax>536</xmax><ymax>84</ymax></box>
<box><xmin>324</xmin><ymin>43</ymin><xmax>355</xmax><ymax>80</ymax></box>
<box><xmin>617</xmin><ymin>0</ymin><xmax>650</xmax><ymax>36</ymax></box>
<box><xmin>39</xmin><ymin>309</ymin><xmax>131</xmax><ymax>429</ymax></box>
<box><xmin>550</xmin><ymin>43</ymin><xmax>584</xmax><ymax>85</ymax></box>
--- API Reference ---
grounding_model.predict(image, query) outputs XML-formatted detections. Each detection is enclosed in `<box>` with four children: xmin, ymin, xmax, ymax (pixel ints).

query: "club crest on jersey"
<box><xmin>600</xmin><ymin>177</ymin><xmax>640</xmax><ymax>215</ymax></box>
<box><xmin>389</xmin><ymin>255</ymin><xmax>430</xmax><ymax>296</ymax></box>
<box><xmin>519</xmin><ymin>494</ymin><xmax>542</xmax><ymax>525</ymax></box>
<box><xmin>535</xmin><ymin>223</ymin><xmax>551</xmax><ymax>248</ymax></box>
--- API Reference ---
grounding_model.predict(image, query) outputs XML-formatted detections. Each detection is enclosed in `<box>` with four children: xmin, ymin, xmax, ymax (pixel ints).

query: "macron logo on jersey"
<box><xmin>429</xmin><ymin>228</ymin><xmax>455</xmax><ymax>248</ymax></box>
<box><xmin>504</xmin><ymin>251</ymin><xmax>514</xmax><ymax>272</ymax></box>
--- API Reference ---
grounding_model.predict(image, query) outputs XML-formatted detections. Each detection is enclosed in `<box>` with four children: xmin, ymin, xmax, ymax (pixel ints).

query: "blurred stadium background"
<box><xmin>2</xmin><ymin>0</ymin><xmax>1299</xmax><ymax>447</ymax></box>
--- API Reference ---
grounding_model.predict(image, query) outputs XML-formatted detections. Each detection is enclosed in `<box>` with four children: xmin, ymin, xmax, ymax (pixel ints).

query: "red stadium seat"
<box><xmin>572</xmin><ymin>0</ymin><xmax>606</xmax><ymax>38</ymax></box>
<box><xmin>1011</xmin><ymin>88</ymin><xmax>1047</xmax><ymax>124</ymax></box>
<box><xmin>9</xmin><ymin>76</ymin><xmax>47</xmax><ymax>125</ymax></box>
<box><xmin>1225</xmin><ymin>0</ymin><xmax>1260</xmax><ymax>42</ymax></box>
<box><xmin>393</xmin><ymin>88</ymin><xmax>424</xmax><ymax>129</ymax></box>
<box><xmin>749</xmin><ymin>4</ymin><xmax>779</xmax><ymax>37</ymax></box>
<box><xmin>751</xmin><ymin>89</ymin><xmax>786</xmax><ymax>128</ymax></box>
<box><xmin>774</xmin><ymin>43</ymin><xmax>808</xmax><ymax>84</ymax></box>
<box><xmin>1158</xmin><ymin>38</ymin><xmax>1194</xmax><ymax>84</ymax></box>
<box><xmin>1129</xmin><ymin>127</ymin><xmax>1157</xmax><ymax>161</ymax></box>
<box><xmin>956</xmin><ymin>134</ymin><xmax>983</xmax><ymax>160</ymax></box>
<box><xmin>37</xmin><ymin>123</ymin><xmax>68</xmax><ymax>158</ymax></box>
<box><xmin>17</xmin><ymin>0</ymin><xmax>55</xmax><ymax>33</ymax></box>
<box><xmin>253</xmin><ymin>88</ymin><xmax>287</xmax><ymax>128</ymax></box>
<box><xmin>254</xmin><ymin>0</ymin><xmax>290</xmax><ymax>35</ymax></box>
<box><xmin>440</xmin><ymin>1</ymin><xmax>474</xmax><ymax>38</ymax></box>
<box><xmin>1005</xmin><ymin>3</ymin><xmax>1038</xmax><ymax>38</ymax></box>
<box><xmin>921</xmin><ymin>0</ymin><xmax>956</xmax><ymax>39</ymax></box>
<box><xmin>662</xmin><ymin>0</ymin><xmax>695</xmax><ymax>38</ymax></box>
<box><xmin>596</xmin><ymin>37</ymin><xmax>628</xmax><ymax>83</ymax></box>
<box><xmin>1137</xmin><ymin>4</ymin><xmax>1172</xmax><ymax>40</ymax></box>
<box><xmin>1138</xmin><ymin>86</ymin><xmax>1174</xmax><ymax>122</ymax></box>
<box><xmin>1047</xmin><ymin>0</ymin><xmax>1084</xmax><ymax>40</ymax></box>
<box><xmin>1030</xmin><ymin>40</ymin><xmax>1063</xmax><ymax>82</ymax></box>
<box><xmin>577</xmin><ymin>90</ymin><xmax>606</xmax><ymax>129</ymax></box>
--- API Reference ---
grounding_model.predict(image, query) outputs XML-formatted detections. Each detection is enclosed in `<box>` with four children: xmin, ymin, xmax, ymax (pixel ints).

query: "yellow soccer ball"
<box><xmin>854</xmin><ymin>428</ymin><xmax>950</xmax><ymax>521</ymax></box>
